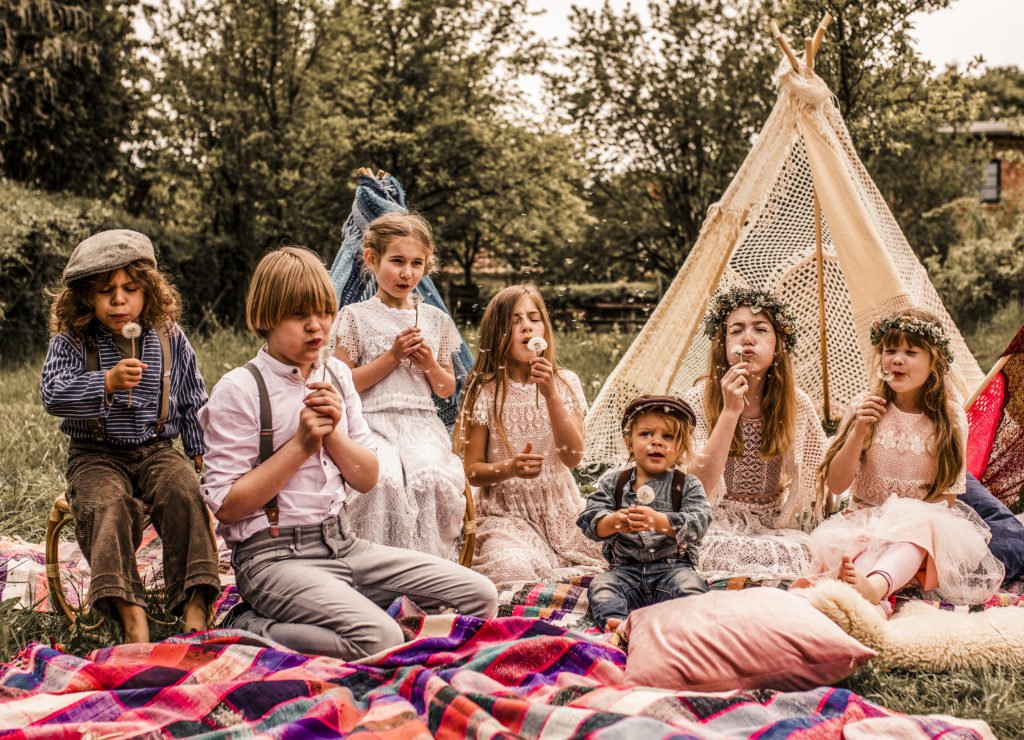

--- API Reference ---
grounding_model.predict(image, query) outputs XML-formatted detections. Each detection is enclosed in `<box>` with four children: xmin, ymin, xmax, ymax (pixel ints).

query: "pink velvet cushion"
<box><xmin>621</xmin><ymin>588</ymin><xmax>876</xmax><ymax>692</ymax></box>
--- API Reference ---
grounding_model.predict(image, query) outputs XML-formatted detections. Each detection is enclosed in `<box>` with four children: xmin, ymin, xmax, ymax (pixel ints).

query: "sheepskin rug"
<box><xmin>800</xmin><ymin>579</ymin><xmax>1024</xmax><ymax>672</ymax></box>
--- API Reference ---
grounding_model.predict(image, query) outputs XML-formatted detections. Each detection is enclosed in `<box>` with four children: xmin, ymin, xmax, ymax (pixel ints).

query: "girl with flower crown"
<box><xmin>683</xmin><ymin>287</ymin><xmax>827</xmax><ymax>582</ymax></box>
<box><xmin>799</xmin><ymin>307</ymin><xmax>1003</xmax><ymax>610</ymax></box>
<box><xmin>453</xmin><ymin>285</ymin><xmax>603</xmax><ymax>586</ymax></box>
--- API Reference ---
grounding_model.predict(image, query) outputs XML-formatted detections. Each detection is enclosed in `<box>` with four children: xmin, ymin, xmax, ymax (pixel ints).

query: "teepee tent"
<box><xmin>582</xmin><ymin>15</ymin><xmax>984</xmax><ymax>469</ymax></box>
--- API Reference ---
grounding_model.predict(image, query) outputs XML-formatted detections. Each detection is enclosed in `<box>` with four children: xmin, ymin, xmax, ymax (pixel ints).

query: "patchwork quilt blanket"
<box><xmin>0</xmin><ymin>615</ymin><xmax>994</xmax><ymax>738</ymax></box>
<box><xmin>0</xmin><ymin>535</ymin><xmax>1016</xmax><ymax>737</ymax></box>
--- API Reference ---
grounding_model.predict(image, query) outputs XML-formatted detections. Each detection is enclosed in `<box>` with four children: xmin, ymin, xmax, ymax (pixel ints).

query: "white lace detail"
<box><xmin>336</xmin><ymin>297</ymin><xmax>463</xmax><ymax>414</ymax></box>
<box><xmin>468</xmin><ymin>370</ymin><xmax>603</xmax><ymax>587</ymax></box>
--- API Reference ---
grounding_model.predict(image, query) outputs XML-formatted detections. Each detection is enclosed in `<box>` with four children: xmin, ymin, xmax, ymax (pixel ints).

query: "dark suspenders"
<box><xmin>83</xmin><ymin>326</ymin><xmax>172</xmax><ymax>439</ymax></box>
<box><xmin>244</xmin><ymin>362</ymin><xmax>345</xmax><ymax>537</ymax></box>
<box><xmin>613</xmin><ymin>468</ymin><xmax>687</xmax><ymax>511</ymax></box>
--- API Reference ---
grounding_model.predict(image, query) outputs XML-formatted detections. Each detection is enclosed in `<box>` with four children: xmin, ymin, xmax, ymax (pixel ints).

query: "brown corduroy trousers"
<box><xmin>65</xmin><ymin>439</ymin><xmax>220</xmax><ymax>615</ymax></box>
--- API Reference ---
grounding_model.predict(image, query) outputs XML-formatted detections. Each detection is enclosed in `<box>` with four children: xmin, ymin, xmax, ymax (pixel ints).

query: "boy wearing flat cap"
<box><xmin>41</xmin><ymin>230</ymin><xmax>220</xmax><ymax>642</ymax></box>
<box><xmin>577</xmin><ymin>395</ymin><xmax>711</xmax><ymax>632</ymax></box>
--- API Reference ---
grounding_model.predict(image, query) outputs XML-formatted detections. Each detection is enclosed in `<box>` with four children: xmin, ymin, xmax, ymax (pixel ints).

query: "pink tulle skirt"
<box><xmin>805</xmin><ymin>496</ymin><xmax>1004</xmax><ymax>605</ymax></box>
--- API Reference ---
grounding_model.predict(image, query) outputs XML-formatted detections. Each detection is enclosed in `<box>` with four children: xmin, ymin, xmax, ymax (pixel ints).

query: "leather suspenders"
<box><xmin>83</xmin><ymin>326</ymin><xmax>172</xmax><ymax>439</ymax></box>
<box><xmin>244</xmin><ymin>362</ymin><xmax>345</xmax><ymax>537</ymax></box>
<box><xmin>613</xmin><ymin>468</ymin><xmax>687</xmax><ymax>511</ymax></box>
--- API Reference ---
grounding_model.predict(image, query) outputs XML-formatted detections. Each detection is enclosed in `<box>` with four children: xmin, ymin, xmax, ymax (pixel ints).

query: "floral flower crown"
<box><xmin>702</xmin><ymin>287</ymin><xmax>798</xmax><ymax>351</ymax></box>
<box><xmin>869</xmin><ymin>313</ymin><xmax>954</xmax><ymax>363</ymax></box>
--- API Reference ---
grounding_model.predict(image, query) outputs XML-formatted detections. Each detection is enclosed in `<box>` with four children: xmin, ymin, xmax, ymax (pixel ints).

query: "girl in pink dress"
<box><xmin>454</xmin><ymin>285</ymin><xmax>602</xmax><ymax>587</ymax></box>
<box><xmin>806</xmin><ymin>308</ymin><xmax>1004</xmax><ymax>609</ymax></box>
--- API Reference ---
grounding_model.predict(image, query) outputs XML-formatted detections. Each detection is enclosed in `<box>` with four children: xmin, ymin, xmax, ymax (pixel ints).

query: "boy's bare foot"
<box><xmin>182</xmin><ymin>590</ymin><xmax>209</xmax><ymax>633</ymax></box>
<box><xmin>604</xmin><ymin>617</ymin><xmax>623</xmax><ymax>633</ymax></box>
<box><xmin>114</xmin><ymin>599</ymin><xmax>150</xmax><ymax>643</ymax></box>
<box><xmin>839</xmin><ymin>555</ymin><xmax>887</xmax><ymax>604</ymax></box>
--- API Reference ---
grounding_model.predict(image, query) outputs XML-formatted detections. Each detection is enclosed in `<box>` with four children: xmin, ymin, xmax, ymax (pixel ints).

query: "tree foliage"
<box><xmin>0</xmin><ymin>0</ymin><xmax>142</xmax><ymax>194</ymax></box>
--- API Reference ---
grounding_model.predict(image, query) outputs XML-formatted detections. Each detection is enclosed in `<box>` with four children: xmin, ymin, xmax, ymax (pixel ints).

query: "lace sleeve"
<box><xmin>471</xmin><ymin>383</ymin><xmax>493</xmax><ymax>426</ymax></box>
<box><xmin>558</xmin><ymin>369</ymin><xmax>588</xmax><ymax>418</ymax></box>
<box><xmin>334</xmin><ymin>307</ymin><xmax>362</xmax><ymax>365</ymax></box>
<box><xmin>438</xmin><ymin>313</ymin><xmax>463</xmax><ymax>366</ymax></box>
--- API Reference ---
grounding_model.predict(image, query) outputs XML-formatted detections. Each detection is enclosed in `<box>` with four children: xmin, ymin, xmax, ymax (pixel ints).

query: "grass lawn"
<box><xmin>1</xmin><ymin>315</ymin><xmax>1022</xmax><ymax>735</ymax></box>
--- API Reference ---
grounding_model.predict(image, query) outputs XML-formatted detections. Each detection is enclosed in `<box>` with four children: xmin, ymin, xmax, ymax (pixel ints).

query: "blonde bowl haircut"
<box><xmin>817</xmin><ymin>307</ymin><xmax>962</xmax><ymax>507</ymax></box>
<box><xmin>362</xmin><ymin>212</ymin><xmax>439</xmax><ymax>277</ymax></box>
<box><xmin>622</xmin><ymin>411</ymin><xmax>692</xmax><ymax>467</ymax></box>
<box><xmin>703</xmin><ymin>307</ymin><xmax>797</xmax><ymax>459</ymax></box>
<box><xmin>246</xmin><ymin>246</ymin><xmax>338</xmax><ymax>338</ymax></box>
<box><xmin>454</xmin><ymin>284</ymin><xmax>562</xmax><ymax>457</ymax></box>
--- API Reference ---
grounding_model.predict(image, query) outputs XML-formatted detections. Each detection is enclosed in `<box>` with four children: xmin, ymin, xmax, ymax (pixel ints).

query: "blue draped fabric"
<box><xmin>328</xmin><ymin>174</ymin><xmax>474</xmax><ymax>429</ymax></box>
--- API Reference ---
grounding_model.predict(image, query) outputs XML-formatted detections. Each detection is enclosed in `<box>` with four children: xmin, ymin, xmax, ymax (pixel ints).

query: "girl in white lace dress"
<box><xmin>454</xmin><ymin>285</ymin><xmax>603</xmax><ymax>587</ymax></box>
<box><xmin>334</xmin><ymin>213</ymin><xmax>465</xmax><ymax>558</ymax></box>
<box><xmin>802</xmin><ymin>309</ymin><xmax>1003</xmax><ymax>609</ymax></box>
<box><xmin>685</xmin><ymin>288</ymin><xmax>827</xmax><ymax>582</ymax></box>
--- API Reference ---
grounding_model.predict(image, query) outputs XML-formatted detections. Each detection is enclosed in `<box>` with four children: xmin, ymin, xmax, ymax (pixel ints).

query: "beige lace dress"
<box><xmin>684</xmin><ymin>381</ymin><xmax>827</xmax><ymax>581</ymax></box>
<box><xmin>470</xmin><ymin>370</ymin><xmax>603</xmax><ymax>587</ymax></box>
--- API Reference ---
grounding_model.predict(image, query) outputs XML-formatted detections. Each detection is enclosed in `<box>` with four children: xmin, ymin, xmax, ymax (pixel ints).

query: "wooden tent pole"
<box><xmin>811</xmin><ymin>13</ymin><xmax>833</xmax><ymax>61</ymax></box>
<box><xmin>805</xmin><ymin>38</ymin><xmax>813</xmax><ymax>73</ymax></box>
<box><xmin>769</xmin><ymin>20</ymin><xmax>801</xmax><ymax>72</ymax></box>
<box><xmin>964</xmin><ymin>355</ymin><xmax>1009</xmax><ymax>410</ymax></box>
<box><xmin>813</xmin><ymin>191</ymin><xmax>833</xmax><ymax>426</ymax></box>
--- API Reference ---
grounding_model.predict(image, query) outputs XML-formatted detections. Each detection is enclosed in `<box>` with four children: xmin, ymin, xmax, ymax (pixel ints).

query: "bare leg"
<box><xmin>182</xmin><ymin>588</ymin><xmax>209</xmax><ymax>633</ymax></box>
<box><xmin>113</xmin><ymin>598</ymin><xmax>149</xmax><ymax>643</ymax></box>
<box><xmin>839</xmin><ymin>555</ymin><xmax>889</xmax><ymax>604</ymax></box>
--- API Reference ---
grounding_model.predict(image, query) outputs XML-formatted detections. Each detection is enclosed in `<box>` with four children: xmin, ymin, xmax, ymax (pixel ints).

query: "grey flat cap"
<box><xmin>63</xmin><ymin>229</ymin><xmax>157</xmax><ymax>283</ymax></box>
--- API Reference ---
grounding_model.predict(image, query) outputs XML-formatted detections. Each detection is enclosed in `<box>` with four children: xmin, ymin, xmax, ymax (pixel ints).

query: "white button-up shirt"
<box><xmin>200</xmin><ymin>349</ymin><xmax>375</xmax><ymax>547</ymax></box>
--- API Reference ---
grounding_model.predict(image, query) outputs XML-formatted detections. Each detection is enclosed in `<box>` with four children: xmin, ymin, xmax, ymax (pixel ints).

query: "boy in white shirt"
<box><xmin>200</xmin><ymin>246</ymin><xmax>496</xmax><ymax>658</ymax></box>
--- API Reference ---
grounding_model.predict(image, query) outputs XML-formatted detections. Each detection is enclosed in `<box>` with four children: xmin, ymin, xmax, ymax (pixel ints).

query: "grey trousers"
<box><xmin>231</xmin><ymin>515</ymin><xmax>498</xmax><ymax>659</ymax></box>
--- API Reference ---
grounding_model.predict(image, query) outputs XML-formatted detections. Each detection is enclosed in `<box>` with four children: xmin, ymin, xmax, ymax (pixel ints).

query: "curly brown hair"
<box><xmin>49</xmin><ymin>260</ymin><xmax>183</xmax><ymax>339</ymax></box>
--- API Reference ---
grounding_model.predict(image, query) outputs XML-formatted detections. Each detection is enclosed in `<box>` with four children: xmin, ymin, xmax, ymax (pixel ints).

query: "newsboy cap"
<box><xmin>621</xmin><ymin>395</ymin><xmax>696</xmax><ymax>433</ymax></box>
<box><xmin>63</xmin><ymin>230</ymin><xmax>156</xmax><ymax>283</ymax></box>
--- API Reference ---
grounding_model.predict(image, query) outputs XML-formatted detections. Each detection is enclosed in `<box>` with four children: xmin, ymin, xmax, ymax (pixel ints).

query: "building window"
<box><xmin>981</xmin><ymin>159</ymin><xmax>1001</xmax><ymax>203</ymax></box>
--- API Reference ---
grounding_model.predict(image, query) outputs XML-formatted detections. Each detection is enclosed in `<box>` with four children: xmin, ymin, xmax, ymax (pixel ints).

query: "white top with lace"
<box><xmin>335</xmin><ymin>296</ymin><xmax>463</xmax><ymax>414</ymax></box>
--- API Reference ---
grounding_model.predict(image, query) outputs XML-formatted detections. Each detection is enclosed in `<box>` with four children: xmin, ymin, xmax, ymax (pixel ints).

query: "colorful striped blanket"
<box><xmin>0</xmin><ymin>612</ymin><xmax>993</xmax><ymax>738</ymax></box>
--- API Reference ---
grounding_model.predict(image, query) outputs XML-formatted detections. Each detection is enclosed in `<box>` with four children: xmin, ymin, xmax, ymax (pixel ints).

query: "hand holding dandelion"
<box><xmin>527</xmin><ymin>336</ymin><xmax>548</xmax><ymax>408</ymax></box>
<box><xmin>122</xmin><ymin>322</ymin><xmax>142</xmax><ymax>407</ymax></box>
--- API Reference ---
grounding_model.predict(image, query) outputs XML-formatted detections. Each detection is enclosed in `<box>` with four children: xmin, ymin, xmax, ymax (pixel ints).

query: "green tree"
<box><xmin>0</xmin><ymin>0</ymin><xmax>142</xmax><ymax>194</ymax></box>
<box><xmin>967</xmin><ymin>65</ymin><xmax>1024</xmax><ymax>121</ymax></box>
<box><xmin>555</xmin><ymin>0</ymin><xmax>778</xmax><ymax>278</ymax></box>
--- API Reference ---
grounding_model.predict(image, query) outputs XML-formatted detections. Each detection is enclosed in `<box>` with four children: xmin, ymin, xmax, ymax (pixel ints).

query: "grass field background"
<box><xmin>1</xmin><ymin>308</ymin><xmax>1022</xmax><ymax>734</ymax></box>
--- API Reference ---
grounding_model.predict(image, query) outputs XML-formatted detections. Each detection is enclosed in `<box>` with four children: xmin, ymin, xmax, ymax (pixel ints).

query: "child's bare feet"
<box><xmin>604</xmin><ymin>617</ymin><xmax>623</xmax><ymax>633</ymax></box>
<box><xmin>182</xmin><ymin>590</ymin><xmax>209</xmax><ymax>633</ymax></box>
<box><xmin>839</xmin><ymin>555</ymin><xmax>887</xmax><ymax>604</ymax></box>
<box><xmin>114</xmin><ymin>600</ymin><xmax>150</xmax><ymax>643</ymax></box>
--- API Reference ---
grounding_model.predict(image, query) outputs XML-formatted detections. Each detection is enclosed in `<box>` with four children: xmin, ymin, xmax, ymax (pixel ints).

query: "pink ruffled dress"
<box><xmin>806</xmin><ymin>394</ymin><xmax>1004</xmax><ymax>604</ymax></box>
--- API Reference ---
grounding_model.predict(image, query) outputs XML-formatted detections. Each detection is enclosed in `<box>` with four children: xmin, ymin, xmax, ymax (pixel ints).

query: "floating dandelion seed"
<box><xmin>122</xmin><ymin>322</ymin><xmax>142</xmax><ymax>408</ymax></box>
<box><xmin>527</xmin><ymin>337</ymin><xmax>548</xmax><ymax>408</ymax></box>
<box><xmin>877</xmin><ymin>366</ymin><xmax>893</xmax><ymax>382</ymax></box>
<box><xmin>636</xmin><ymin>485</ymin><xmax>655</xmax><ymax>506</ymax></box>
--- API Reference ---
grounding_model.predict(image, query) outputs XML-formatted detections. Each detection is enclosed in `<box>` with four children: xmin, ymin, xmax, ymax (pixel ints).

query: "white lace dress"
<box><xmin>335</xmin><ymin>297</ymin><xmax>466</xmax><ymax>558</ymax></box>
<box><xmin>684</xmin><ymin>382</ymin><xmax>827</xmax><ymax>581</ymax></box>
<box><xmin>470</xmin><ymin>370</ymin><xmax>604</xmax><ymax>587</ymax></box>
<box><xmin>805</xmin><ymin>394</ymin><xmax>1004</xmax><ymax>604</ymax></box>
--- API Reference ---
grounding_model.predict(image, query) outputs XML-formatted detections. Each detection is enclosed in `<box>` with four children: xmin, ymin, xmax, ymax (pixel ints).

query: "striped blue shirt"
<box><xmin>40</xmin><ymin>323</ymin><xmax>208</xmax><ymax>456</ymax></box>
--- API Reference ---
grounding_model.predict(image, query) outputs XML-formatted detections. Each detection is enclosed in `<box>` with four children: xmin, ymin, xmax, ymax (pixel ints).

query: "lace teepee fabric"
<box><xmin>328</xmin><ymin>174</ymin><xmax>474</xmax><ymax>429</ymax></box>
<box><xmin>582</xmin><ymin>58</ymin><xmax>984</xmax><ymax>469</ymax></box>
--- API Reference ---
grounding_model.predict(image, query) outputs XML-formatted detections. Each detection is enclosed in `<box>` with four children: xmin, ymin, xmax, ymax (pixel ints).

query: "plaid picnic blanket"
<box><xmin>0</xmin><ymin>611</ymin><xmax>993</xmax><ymax>738</ymax></box>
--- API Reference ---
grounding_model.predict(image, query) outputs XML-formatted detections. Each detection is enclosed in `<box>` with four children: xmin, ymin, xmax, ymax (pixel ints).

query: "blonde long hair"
<box><xmin>454</xmin><ymin>284</ymin><xmax>564</xmax><ymax>456</ymax></box>
<box><xmin>702</xmin><ymin>307</ymin><xmax>797</xmax><ymax>459</ymax></box>
<box><xmin>817</xmin><ymin>307</ymin><xmax>962</xmax><ymax>506</ymax></box>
